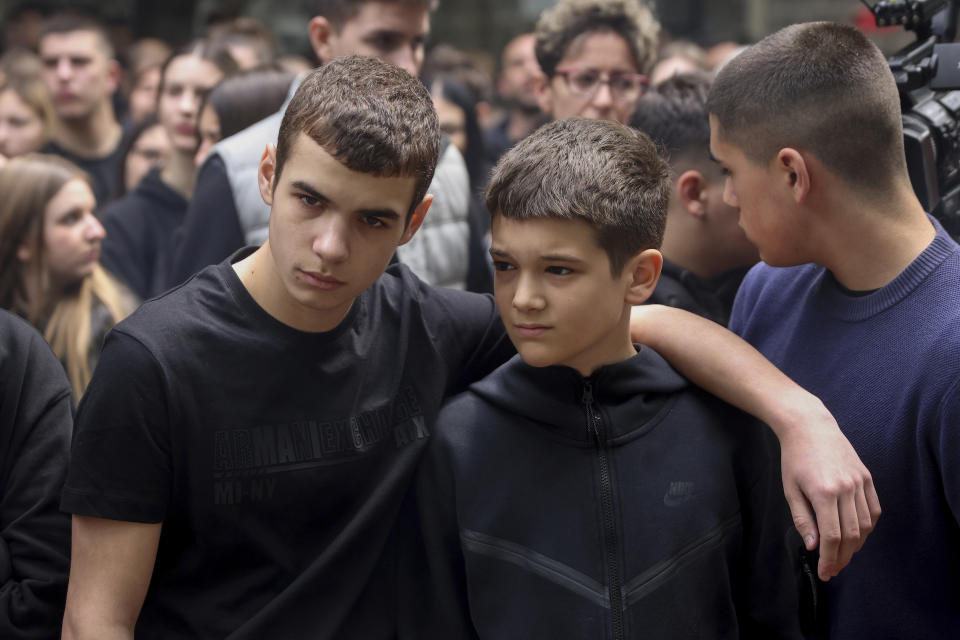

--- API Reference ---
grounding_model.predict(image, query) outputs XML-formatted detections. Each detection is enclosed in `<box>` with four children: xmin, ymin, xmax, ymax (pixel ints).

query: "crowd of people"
<box><xmin>0</xmin><ymin>0</ymin><xmax>956</xmax><ymax>638</ymax></box>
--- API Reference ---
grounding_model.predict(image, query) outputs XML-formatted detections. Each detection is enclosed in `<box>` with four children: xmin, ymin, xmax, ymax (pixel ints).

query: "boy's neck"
<box><xmin>567</xmin><ymin>317</ymin><xmax>639</xmax><ymax>378</ymax></box>
<box><xmin>233</xmin><ymin>243</ymin><xmax>355</xmax><ymax>333</ymax></box>
<box><xmin>52</xmin><ymin>103</ymin><xmax>121</xmax><ymax>158</ymax></box>
<box><xmin>815</xmin><ymin>191</ymin><xmax>935</xmax><ymax>292</ymax></box>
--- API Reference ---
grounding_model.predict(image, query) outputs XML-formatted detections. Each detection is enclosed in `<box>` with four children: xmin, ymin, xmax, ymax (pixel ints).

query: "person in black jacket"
<box><xmin>406</xmin><ymin>118</ymin><xmax>804</xmax><ymax>639</ymax></box>
<box><xmin>0</xmin><ymin>309</ymin><xmax>73</xmax><ymax>638</ymax></box>
<box><xmin>631</xmin><ymin>72</ymin><xmax>758</xmax><ymax>326</ymax></box>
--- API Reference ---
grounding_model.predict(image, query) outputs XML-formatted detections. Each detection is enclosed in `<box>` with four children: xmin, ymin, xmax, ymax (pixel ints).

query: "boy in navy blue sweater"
<box><xmin>710</xmin><ymin>22</ymin><xmax>960</xmax><ymax>637</ymax></box>
<box><xmin>407</xmin><ymin>117</ymin><xmax>803</xmax><ymax>639</ymax></box>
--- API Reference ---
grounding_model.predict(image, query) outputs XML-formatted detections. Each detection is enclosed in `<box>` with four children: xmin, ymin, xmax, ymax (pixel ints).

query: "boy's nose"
<box><xmin>312</xmin><ymin>217</ymin><xmax>350</xmax><ymax>264</ymax></box>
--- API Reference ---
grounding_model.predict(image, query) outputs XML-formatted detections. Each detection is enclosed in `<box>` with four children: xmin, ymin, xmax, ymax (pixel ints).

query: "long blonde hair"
<box><xmin>0</xmin><ymin>154</ymin><xmax>132</xmax><ymax>397</ymax></box>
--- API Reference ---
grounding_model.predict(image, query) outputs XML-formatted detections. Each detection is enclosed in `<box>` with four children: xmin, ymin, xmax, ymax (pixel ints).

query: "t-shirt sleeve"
<box><xmin>168</xmin><ymin>154</ymin><xmax>245</xmax><ymax>289</ymax></box>
<box><xmin>417</xmin><ymin>284</ymin><xmax>514</xmax><ymax>396</ymax></box>
<box><xmin>61</xmin><ymin>329</ymin><xmax>173</xmax><ymax>523</ymax></box>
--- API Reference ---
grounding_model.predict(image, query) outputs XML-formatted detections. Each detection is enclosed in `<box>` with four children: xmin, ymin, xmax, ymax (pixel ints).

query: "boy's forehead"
<box><xmin>340</xmin><ymin>1</ymin><xmax>430</xmax><ymax>32</ymax></box>
<box><xmin>284</xmin><ymin>133</ymin><xmax>417</xmax><ymax>210</ymax></box>
<box><xmin>491</xmin><ymin>215</ymin><xmax>602</xmax><ymax>254</ymax></box>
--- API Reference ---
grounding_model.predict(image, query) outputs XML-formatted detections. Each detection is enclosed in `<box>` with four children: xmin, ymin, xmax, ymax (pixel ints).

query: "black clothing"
<box><xmin>407</xmin><ymin>350</ymin><xmax>803</xmax><ymax>639</ymax></box>
<box><xmin>647</xmin><ymin>259</ymin><xmax>752</xmax><ymax>326</ymax></box>
<box><xmin>62</xmin><ymin>252</ymin><xmax>513</xmax><ymax>639</ymax></box>
<box><xmin>0</xmin><ymin>311</ymin><xmax>72</xmax><ymax>638</ymax></box>
<box><xmin>167</xmin><ymin>155</ymin><xmax>245</xmax><ymax>288</ymax></box>
<box><xmin>43</xmin><ymin>139</ymin><xmax>123</xmax><ymax>207</ymax></box>
<box><xmin>99</xmin><ymin>169</ymin><xmax>188</xmax><ymax>300</ymax></box>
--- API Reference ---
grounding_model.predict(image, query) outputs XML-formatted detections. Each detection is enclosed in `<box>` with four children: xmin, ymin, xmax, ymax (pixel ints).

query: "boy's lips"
<box><xmin>298</xmin><ymin>269</ymin><xmax>346</xmax><ymax>289</ymax></box>
<box><xmin>513</xmin><ymin>323</ymin><xmax>550</xmax><ymax>338</ymax></box>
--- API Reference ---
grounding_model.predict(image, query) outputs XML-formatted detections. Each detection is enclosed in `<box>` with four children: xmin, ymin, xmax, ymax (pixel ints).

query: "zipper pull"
<box><xmin>582</xmin><ymin>380</ymin><xmax>601</xmax><ymax>444</ymax></box>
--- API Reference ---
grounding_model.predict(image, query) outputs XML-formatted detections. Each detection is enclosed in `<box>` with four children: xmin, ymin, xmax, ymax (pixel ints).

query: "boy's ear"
<box><xmin>106</xmin><ymin>59</ymin><xmax>122</xmax><ymax>95</ymax></box>
<box><xmin>534</xmin><ymin>74</ymin><xmax>553</xmax><ymax>117</ymax></box>
<box><xmin>624</xmin><ymin>248</ymin><xmax>663</xmax><ymax>305</ymax></box>
<box><xmin>676</xmin><ymin>169</ymin><xmax>707</xmax><ymax>218</ymax></box>
<box><xmin>308</xmin><ymin>16</ymin><xmax>336</xmax><ymax>64</ymax></box>
<box><xmin>776</xmin><ymin>147</ymin><xmax>810</xmax><ymax>204</ymax></box>
<box><xmin>257</xmin><ymin>144</ymin><xmax>277</xmax><ymax>206</ymax></box>
<box><xmin>398</xmin><ymin>194</ymin><xmax>434</xmax><ymax>245</ymax></box>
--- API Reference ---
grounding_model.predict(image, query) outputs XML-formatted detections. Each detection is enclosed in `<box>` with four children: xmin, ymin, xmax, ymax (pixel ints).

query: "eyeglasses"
<box><xmin>555</xmin><ymin>67</ymin><xmax>649</xmax><ymax>102</ymax></box>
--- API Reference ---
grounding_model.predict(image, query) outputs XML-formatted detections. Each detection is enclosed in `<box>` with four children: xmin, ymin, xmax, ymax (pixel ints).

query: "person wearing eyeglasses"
<box><xmin>533</xmin><ymin>0</ymin><xmax>658</xmax><ymax>126</ymax></box>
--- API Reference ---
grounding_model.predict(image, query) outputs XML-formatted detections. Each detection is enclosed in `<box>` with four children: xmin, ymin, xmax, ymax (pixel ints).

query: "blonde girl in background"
<box><xmin>0</xmin><ymin>153</ymin><xmax>135</xmax><ymax>398</ymax></box>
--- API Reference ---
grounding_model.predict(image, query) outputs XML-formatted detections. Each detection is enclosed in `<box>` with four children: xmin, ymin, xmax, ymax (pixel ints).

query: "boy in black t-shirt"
<box><xmin>61</xmin><ymin>56</ymin><xmax>514</xmax><ymax>640</ymax></box>
<box><xmin>407</xmin><ymin>118</ymin><xmax>802</xmax><ymax>638</ymax></box>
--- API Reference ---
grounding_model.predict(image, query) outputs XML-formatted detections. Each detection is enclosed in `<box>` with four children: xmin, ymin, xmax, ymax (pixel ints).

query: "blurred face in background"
<box><xmin>157</xmin><ymin>54</ymin><xmax>224</xmax><ymax>155</ymax></box>
<box><xmin>432</xmin><ymin>93</ymin><xmax>467</xmax><ymax>154</ymax></box>
<box><xmin>0</xmin><ymin>88</ymin><xmax>47</xmax><ymax>157</ymax></box>
<box><xmin>39</xmin><ymin>29</ymin><xmax>118</xmax><ymax>121</ymax></box>
<box><xmin>125</xmin><ymin>122</ymin><xmax>171</xmax><ymax>191</ymax></box>
<box><xmin>311</xmin><ymin>1</ymin><xmax>430</xmax><ymax>77</ymax></box>
<box><xmin>538</xmin><ymin>29</ymin><xmax>644</xmax><ymax>125</ymax></box>
<box><xmin>127</xmin><ymin>65</ymin><xmax>162</xmax><ymax>124</ymax></box>
<box><xmin>499</xmin><ymin>33</ymin><xmax>543</xmax><ymax>112</ymax></box>
<box><xmin>34</xmin><ymin>178</ymin><xmax>104</xmax><ymax>290</ymax></box>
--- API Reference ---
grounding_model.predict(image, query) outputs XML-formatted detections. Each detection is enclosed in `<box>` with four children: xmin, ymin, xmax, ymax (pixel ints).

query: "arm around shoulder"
<box><xmin>61</xmin><ymin>516</ymin><xmax>161</xmax><ymax>640</ymax></box>
<box><xmin>629</xmin><ymin>304</ymin><xmax>881</xmax><ymax>581</ymax></box>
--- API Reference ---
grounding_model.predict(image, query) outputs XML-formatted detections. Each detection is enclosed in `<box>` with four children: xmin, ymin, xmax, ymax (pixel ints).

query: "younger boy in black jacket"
<box><xmin>407</xmin><ymin>117</ymin><xmax>803</xmax><ymax>639</ymax></box>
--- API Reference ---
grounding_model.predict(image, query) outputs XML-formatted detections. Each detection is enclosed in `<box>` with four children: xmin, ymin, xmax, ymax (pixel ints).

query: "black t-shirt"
<box><xmin>61</xmin><ymin>253</ymin><xmax>513</xmax><ymax>639</ymax></box>
<box><xmin>43</xmin><ymin>138</ymin><xmax>124</xmax><ymax>208</ymax></box>
<box><xmin>99</xmin><ymin>169</ymin><xmax>188</xmax><ymax>300</ymax></box>
<box><xmin>0</xmin><ymin>311</ymin><xmax>73</xmax><ymax>638</ymax></box>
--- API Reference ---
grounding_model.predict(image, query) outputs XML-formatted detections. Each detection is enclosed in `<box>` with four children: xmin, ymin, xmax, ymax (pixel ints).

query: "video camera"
<box><xmin>863</xmin><ymin>0</ymin><xmax>960</xmax><ymax>238</ymax></box>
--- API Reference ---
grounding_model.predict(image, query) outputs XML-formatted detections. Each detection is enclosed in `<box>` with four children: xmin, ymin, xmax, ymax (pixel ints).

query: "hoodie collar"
<box><xmin>470</xmin><ymin>347</ymin><xmax>688</xmax><ymax>443</ymax></box>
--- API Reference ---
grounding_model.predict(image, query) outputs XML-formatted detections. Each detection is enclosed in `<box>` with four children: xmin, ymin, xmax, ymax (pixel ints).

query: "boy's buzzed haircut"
<box><xmin>39</xmin><ymin>11</ymin><xmax>115</xmax><ymax>58</ymax></box>
<box><xmin>485</xmin><ymin>117</ymin><xmax>670</xmax><ymax>275</ymax></box>
<box><xmin>631</xmin><ymin>71</ymin><xmax>712</xmax><ymax>167</ymax></box>
<box><xmin>313</xmin><ymin>0</ymin><xmax>439</xmax><ymax>28</ymax></box>
<box><xmin>709</xmin><ymin>21</ymin><xmax>905</xmax><ymax>197</ymax></box>
<box><xmin>274</xmin><ymin>55</ymin><xmax>441</xmax><ymax>218</ymax></box>
<box><xmin>534</xmin><ymin>0</ymin><xmax>660</xmax><ymax>77</ymax></box>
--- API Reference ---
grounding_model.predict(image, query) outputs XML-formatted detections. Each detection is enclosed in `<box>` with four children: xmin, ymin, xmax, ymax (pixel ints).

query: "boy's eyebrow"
<box><xmin>290</xmin><ymin>180</ymin><xmax>330</xmax><ymax>203</ymax></box>
<box><xmin>290</xmin><ymin>180</ymin><xmax>401</xmax><ymax>220</ymax></box>
<box><xmin>489</xmin><ymin>247</ymin><xmax>585</xmax><ymax>263</ymax></box>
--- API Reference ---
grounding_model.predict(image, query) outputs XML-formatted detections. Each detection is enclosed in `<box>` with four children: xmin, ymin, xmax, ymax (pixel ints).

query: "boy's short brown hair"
<box><xmin>313</xmin><ymin>0</ymin><xmax>438</xmax><ymax>29</ymax></box>
<box><xmin>485</xmin><ymin>117</ymin><xmax>670</xmax><ymax>275</ymax></box>
<box><xmin>534</xmin><ymin>0</ymin><xmax>660</xmax><ymax>77</ymax></box>
<box><xmin>708</xmin><ymin>21</ymin><xmax>905</xmax><ymax>197</ymax></box>
<box><xmin>274</xmin><ymin>55</ymin><xmax>440</xmax><ymax>219</ymax></box>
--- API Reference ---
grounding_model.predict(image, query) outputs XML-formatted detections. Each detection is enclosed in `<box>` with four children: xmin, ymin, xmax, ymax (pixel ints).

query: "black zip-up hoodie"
<box><xmin>405</xmin><ymin>348</ymin><xmax>803</xmax><ymax>639</ymax></box>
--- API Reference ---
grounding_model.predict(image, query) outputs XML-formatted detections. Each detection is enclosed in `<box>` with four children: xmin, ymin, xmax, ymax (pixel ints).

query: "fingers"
<box><xmin>832</xmin><ymin>488</ymin><xmax>862</xmax><ymax>576</ymax></box>
<box><xmin>784</xmin><ymin>484</ymin><xmax>819</xmax><ymax>551</ymax></box>
<box><xmin>865</xmin><ymin>474</ymin><xmax>882</xmax><ymax>529</ymax></box>
<box><xmin>854</xmin><ymin>486</ymin><xmax>873</xmax><ymax>552</ymax></box>
<box><xmin>812</xmin><ymin>496</ymin><xmax>841</xmax><ymax>582</ymax></box>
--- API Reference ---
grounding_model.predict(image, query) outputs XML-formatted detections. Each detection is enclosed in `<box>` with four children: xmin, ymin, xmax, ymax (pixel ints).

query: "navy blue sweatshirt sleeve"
<box><xmin>168</xmin><ymin>154</ymin><xmax>244</xmax><ymax>288</ymax></box>
<box><xmin>0</xmin><ymin>312</ymin><xmax>72</xmax><ymax>638</ymax></box>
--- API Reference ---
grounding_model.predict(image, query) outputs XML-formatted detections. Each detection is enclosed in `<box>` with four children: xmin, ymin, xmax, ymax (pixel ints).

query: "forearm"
<box><xmin>61</xmin><ymin>613</ymin><xmax>134</xmax><ymax>640</ymax></box>
<box><xmin>629</xmin><ymin>304</ymin><xmax>829</xmax><ymax>439</ymax></box>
